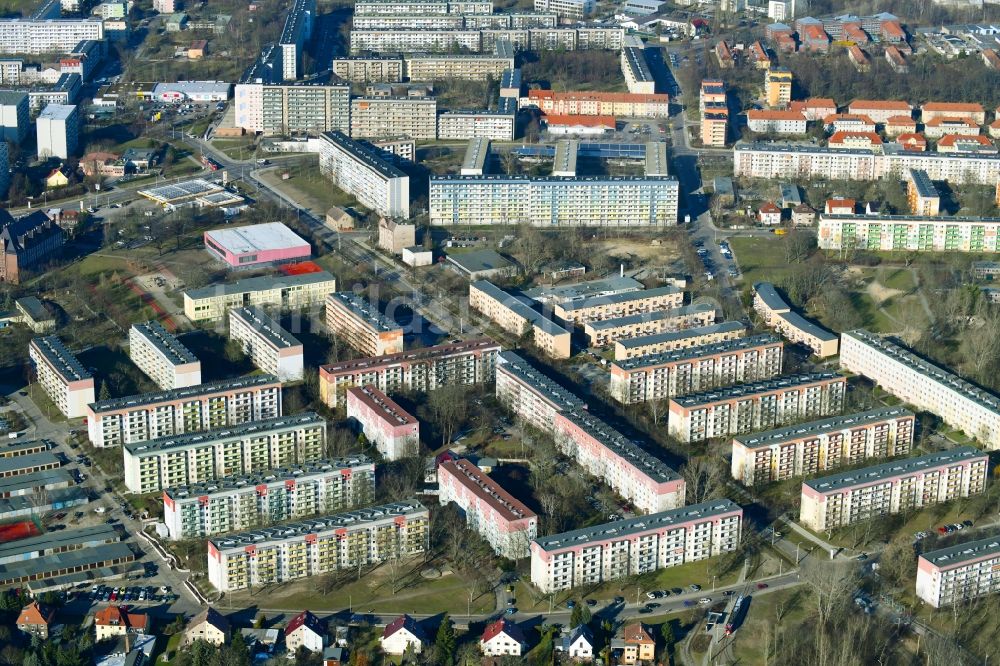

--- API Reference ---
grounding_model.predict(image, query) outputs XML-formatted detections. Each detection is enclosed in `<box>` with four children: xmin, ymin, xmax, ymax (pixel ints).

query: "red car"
<box><xmin>756</xmin><ymin>583</ymin><xmax>769</xmax><ymax>590</ymax></box>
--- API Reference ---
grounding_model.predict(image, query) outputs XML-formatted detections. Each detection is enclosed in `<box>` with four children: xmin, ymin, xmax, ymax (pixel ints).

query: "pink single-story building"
<box><xmin>204</xmin><ymin>222</ymin><xmax>310</xmax><ymax>269</ymax></box>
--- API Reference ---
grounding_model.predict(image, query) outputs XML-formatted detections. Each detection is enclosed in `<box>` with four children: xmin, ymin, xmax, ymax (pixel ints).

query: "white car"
<box><xmin>699</xmin><ymin>597</ymin><xmax>712</xmax><ymax>605</ymax></box>
<box><xmin>94</xmin><ymin>506</ymin><xmax>106</xmax><ymax>514</ymax></box>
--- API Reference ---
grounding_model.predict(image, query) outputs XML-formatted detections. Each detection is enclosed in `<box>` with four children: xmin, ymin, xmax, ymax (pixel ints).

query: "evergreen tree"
<box><xmin>435</xmin><ymin>613</ymin><xmax>456</xmax><ymax>665</ymax></box>
<box><xmin>569</xmin><ymin>601</ymin><xmax>583</xmax><ymax>628</ymax></box>
<box><xmin>661</xmin><ymin>620</ymin><xmax>675</xmax><ymax>657</ymax></box>
<box><xmin>98</xmin><ymin>381</ymin><xmax>111</xmax><ymax>402</ymax></box>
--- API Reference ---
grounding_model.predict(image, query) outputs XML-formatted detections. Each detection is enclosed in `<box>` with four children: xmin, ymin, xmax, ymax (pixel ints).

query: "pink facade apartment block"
<box><xmin>438</xmin><ymin>457</ymin><xmax>537</xmax><ymax>559</ymax></box>
<box><xmin>346</xmin><ymin>385</ymin><xmax>419</xmax><ymax>461</ymax></box>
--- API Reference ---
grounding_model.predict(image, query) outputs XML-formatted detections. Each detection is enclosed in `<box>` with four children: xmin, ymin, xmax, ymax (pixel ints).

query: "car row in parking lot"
<box><xmin>89</xmin><ymin>585</ymin><xmax>173</xmax><ymax>604</ymax></box>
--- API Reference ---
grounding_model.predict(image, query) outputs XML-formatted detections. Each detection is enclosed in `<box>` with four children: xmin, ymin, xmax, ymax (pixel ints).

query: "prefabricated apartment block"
<box><xmin>667</xmin><ymin>372</ymin><xmax>847</xmax><ymax>443</ymax></box>
<box><xmin>207</xmin><ymin>499</ymin><xmax>429</xmax><ymax>592</ymax></box>
<box><xmin>162</xmin><ymin>456</ymin><xmax>376</xmax><ymax>540</ymax></box>
<box><xmin>28</xmin><ymin>336</ymin><xmax>94</xmax><ymax>419</ymax></box>
<box><xmin>553</xmin><ymin>285</ymin><xmax>683</xmax><ymax>325</ymax></box>
<box><xmin>614</xmin><ymin>320</ymin><xmax>747</xmax><ymax>361</ymax></box>
<box><xmin>228</xmin><ymin>306</ymin><xmax>304</xmax><ymax>382</ymax></box>
<box><xmin>183</xmin><ymin>271</ymin><xmax>337</xmax><ymax>323</ymax></box>
<box><xmin>128</xmin><ymin>322</ymin><xmax>202</xmax><ymax>390</ymax></box>
<box><xmin>917</xmin><ymin>534</ymin><xmax>1000</xmax><ymax>608</ymax></box>
<box><xmin>840</xmin><ymin>329</ymin><xmax>1000</xmax><ymax>449</ymax></box>
<box><xmin>324</xmin><ymin>292</ymin><xmax>404</xmax><ymax>357</ymax></box>
<box><xmin>495</xmin><ymin>350</ymin><xmax>586</xmax><ymax>433</ymax></box>
<box><xmin>345</xmin><ymin>385</ymin><xmax>419</xmax><ymax>460</ymax></box>
<box><xmin>583</xmin><ymin>303</ymin><xmax>718</xmax><ymax>348</ymax></box>
<box><xmin>469</xmin><ymin>281</ymin><xmax>572</xmax><ymax>359</ymax></box>
<box><xmin>529</xmin><ymin>500</ymin><xmax>743</xmax><ymax>593</ymax></box>
<box><xmin>608</xmin><ymin>334</ymin><xmax>784</xmax><ymax>405</ymax></box>
<box><xmin>800</xmin><ymin>446</ymin><xmax>988</xmax><ymax>531</ymax></box>
<box><xmin>752</xmin><ymin>282</ymin><xmax>839</xmax><ymax>357</ymax></box>
<box><xmin>123</xmin><ymin>412</ymin><xmax>327</xmax><ymax>493</ymax></box>
<box><xmin>86</xmin><ymin>374</ymin><xmax>282</xmax><ymax>448</ymax></box>
<box><xmin>731</xmin><ymin>406</ymin><xmax>915</xmax><ymax>486</ymax></box>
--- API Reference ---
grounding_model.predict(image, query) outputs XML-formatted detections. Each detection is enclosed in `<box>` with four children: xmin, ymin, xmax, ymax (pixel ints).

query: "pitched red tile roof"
<box><xmin>17</xmin><ymin>602</ymin><xmax>54</xmax><ymax>627</ymax></box>
<box><xmin>622</xmin><ymin>623</ymin><xmax>655</xmax><ymax>644</ymax></box>
<box><xmin>482</xmin><ymin>619</ymin><xmax>527</xmax><ymax>645</ymax></box>
<box><xmin>938</xmin><ymin>134</ymin><xmax>994</xmax><ymax>147</ymax></box>
<box><xmin>285</xmin><ymin>610</ymin><xmax>324</xmax><ymax>637</ymax></box>
<box><xmin>828</xmin><ymin>130</ymin><xmax>883</xmax><ymax>145</ymax></box>
<box><xmin>383</xmin><ymin>615</ymin><xmax>424</xmax><ymax>641</ymax></box>
<box><xmin>94</xmin><ymin>606</ymin><xmax>148</xmax><ymax>632</ymax></box>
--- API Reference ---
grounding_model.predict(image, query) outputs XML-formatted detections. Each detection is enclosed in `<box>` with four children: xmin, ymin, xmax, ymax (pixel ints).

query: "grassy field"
<box><xmin>728</xmin><ymin>587</ymin><xmax>810</xmax><ymax>664</ymax></box>
<box><xmin>258</xmin><ymin>168</ymin><xmax>364</xmax><ymax>217</ymax></box>
<box><xmin>728</xmin><ymin>236</ymin><xmax>792</xmax><ymax>285</ymax></box>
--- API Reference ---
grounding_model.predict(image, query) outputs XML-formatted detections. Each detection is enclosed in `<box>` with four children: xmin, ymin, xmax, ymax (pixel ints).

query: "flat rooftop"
<box><xmin>137</xmin><ymin>178</ymin><xmax>224</xmax><ymax>205</ymax></box>
<box><xmin>645</xmin><ymin>141</ymin><xmax>669</xmax><ymax>177</ymax></box>
<box><xmin>533</xmin><ymin>499</ymin><xmax>740</xmax><ymax>552</ymax></box>
<box><xmin>209</xmin><ymin>499</ymin><xmax>427</xmax><ymax>551</ymax></box>
<box><xmin>183</xmin><ymin>270</ymin><xmax>335</xmax><ymax>301</ymax></box>
<box><xmin>844</xmin><ymin>330</ymin><xmax>1000</xmax><ymax>414</ymax></box>
<box><xmin>131</xmin><ymin>321</ymin><xmax>198</xmax><ymax>366</ymax></box>
<box><xmin>320</xmin><ymin>337</ymin><xmax>499</xmax><ymax>375</ymax></box>
<box><xmin>0</xmin><ymin>451</ymin><xmax>59</xmax><ymax>475</ymax></box>
<box><xmin>908</xmin><ymin>168</ymin><xmax>939</xmax><ymax>198</ymax></box>
<box><xmin>471</xmin><ymin>281</ymin><xmax>569</xmax><ymax>337</ymax></box>
<box><xmin>15</xmin><ymin>296</ymin><xmax>50</xmax><ymax>322</ymax></box>
<box><xmin>614</xmin><ymin>333</ymin><xmax>779</xmax><ymax>371</ymax></box>
<box><xmin>735</xmin><ymin>406</ymin><xmax>915</xmax><ymax>449</ymax></box>
<box><xmin>440</xmin><ymin>458</ymin><xmax>536</xmax><ymax>521</ymax></box>
<box><xmin>347</xmin><ymin>385</ymin><xmax>417</xmax><ymax>426</ymax></box>
<box><xmin>38</xmin><ymin>104</ymin><xmax>75</xmax><ymax>121</ymax></box>
<box><xmin>523</xmin><ymin>276</ymin><xmax>643</xmax><ymax>303</ymax></box>
<box><xmin>553</xmin><ymin>139</ymin><xmax>579</xmax><ymax>176</ymax></box>
<box><xmin>206</xmin><ymin>223</ymin><xmax>309</xmax><ymax>255</ymax></box>
<box><xmin>560</xmin><ymin>410</ymin><xmax>680</xmax><ymax>484</ymax></box>
<box><xmin>920</xmin><ymin>533</ymin><xmax>1000</xmax><ymax>571</ymax></box>
<box><xmin>88</xmin><ymin>373</ymin><xmax>279</xmax><ymax>414</ymax></box>
<box><xmin>30</xmin><ymin>336</ymin><xmax>91</xmax><ymax>382</ymax></box>
<box><xmin>805</xmin><ymin>446</ymin><xmax>986</xmax><ymax>494</ymax></box>
<box><xmin>0</xmin><ymin>438</ymin><xmax>50</xmax><ymax>456</ymax></box>
<box><xmin>497</xmin><ymin>350</ymin><xmax>585</xmax><ymax>410</ymax></box>
<box><xmin>0</xmin><ymin>542</ymin><xmax>134</xmax><ymax>584</ymax></box>
<box><xmin>320</xmin><ymin>131</ymin><xmax>407</xmax><ymax>180</ymax></box>
<box><xmin>449</xmin><ymin>250</ymin><xmax>514</xmax><ymax>275</ymax></box>
<box><xmin>616</xmin><ymin>320</ymin><xmax>745</xmax><ymax>349</ymax></box>
<box><xmin>230</xmin><ymin>306</ymin><xmax>302</xmax><ymax>350</ymax></box>
<box><xmin>0</xmin><ymin>468</ymin><xmax>72</xmax><ymax>494</ymax></box>
<box><xmin>461</xmin><ymin>137</ymin><xmax>490</xmax><ymax>173</ymax></box>
<box><xmin>586</xmin><ymin>303</ymin><xmax>716</xmax><ymax>331</ymax></box>
<box><xmin>671</xmin><ymin>372</ymin><xmax>843</xmax><ymax>408</ymax></box>
<box><xmin>326</xmin><ymin>292</ymin><xmax>400</xmax><ymax>333</ymax></box>
<box><xmin>822</xmin><ymin>213</ymin><xmax>1000</xmax><ymax>225</ymax></box>
<box><xmin>123</xmin><ymin>412</ymin><xmax>325</xmax><ymax>456</ymax></box>
<box><xmin>558</xmin><ymin>285</ymin><xmax>681</xmax><ymax>313</ymax></box>
<box><xmin>163</xmin><ymin>456</ymin><xmax>372</xmax><ymax>500</ymax></box>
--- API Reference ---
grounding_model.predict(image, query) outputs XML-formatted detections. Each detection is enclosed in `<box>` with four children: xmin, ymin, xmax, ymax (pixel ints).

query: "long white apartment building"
<box><xmin>818</xmin><ymin>213</ymin><xmax>1000</xmax><ymax>253</ymax></box>
<box><xmin>28</xmin><ymin>336</ymin><xmax>94</xmax><ymax>419</ymax></box>
<box><xmin>353</xmin><ymin>0</ymin><xmax>493</xmax><ymax>15</ymax></box>
<box><xmin>123</xmin><ymin>412</ymin><xmax>327</xmax><ymax>494</ymax></box>
<box><xmin>609</xmin><ymin>334</ymin><xmax>784</xmax><ymax>405</ymax></box>
<box><xmin>183</xmin><ymin>271</ymin><xmax>337</xmax><ymax>323</ymax></box>
<box><xmin>350</xmin><ymin>97</ymin><xmax>437</xmax><ymax>140</ymax></box>
<box><xmin>553</xmin><ymin>410</ymin><xmax>685</xmax><ymax>515</ymax></box>
<box><xmin>614</xmin><ymin>320</ymin><xmax>747</xmax><ymax>361</ymax></box>
<box><xmin>583</xmin><ymin>303</ymin><xmax>717</xmax><ymax>348</ymax></box>
<box><xmin>917</xmin><ymin>534</ymin><xmax>1000</xmax><ymax>608</ymax></box>
<box><xmin>346</xmin><ymin>385</ymin><xmax>419</xmax><ymax>460</ymax></box>
<box><xmin>317</xmin><ymin>132</ymin><xmax>409</xmax><ymax>219</ymax></box>
<box><xmin>731</xmin><ymin>407</ymin><xmax>915</xmax><ymax>486</ymax></box>
<box><xmin>350</xmin><ymin>29</ymin><xmax>482</xmax><ymax>53</ymax></box>
<box><xmin>554</xmin><ymin>286</ymin><xmax>683</xmax><ymax>326</ymax></box>
<box><xmin>207</xmin><ymin>500</ymin><xmax>429</xmax><ymax>592</ymax></box>
<box><xmin>352</xmin><ymin>14</ymin><xmax>465</xmax><ymax>30</ymax></box>
<box><xmin>437</xmin><ymin>110</ymin><xmax>515</xmax><ymax>141</ymax></box>
<box><xmin>404</xmin><ymin>52</ymin><xmax>514</xmax><ymax>80</ymax></box>
<box><xmin>331</xmin><ymin>55</ymin><xmax>405</xmax><ymax>82</ymax></box>
<box><xmin>438</xmin><ymin>457</ymin><xmax>538</xmax><ymax>559</ymax></box>
<box><xmin>733</xmin><ymin>142</ymin><xmax>1000</xmax><ymax>185</ymax></box>
<box><xmin>668</xmin><ymin>372</ymin><xmax>847</xmax><ymax>443</ymax></box>
<box><xmin>129</xmin><ymin>322</ymin><xmax>202</xmax><ymax>390</ymax></box>
<box><xmin>495</xmin><ymin>350</ymin><xmax>586</xmax><ymax>433</ymax></box>
<box><xmin>534</xmin><ymin>0</ymin><xmax>592</xmax><ymax>18</ymax></box>
<box><xmin>233</xmin><ymin>77</ymin><xmax>350</xmax><ymax>136</ymax></box>
<box><xmin>0</xmin><ymin>19</ymin><xmax>103</xmax><ymax>55</ymax></box>
<box><xmin>162</xmin><ymin>456</ymin><xmax>376</xmax><ymax>540</ymax></box>
<box><xmin>430</xmin><ymin>174</ymin><xmax>679</xmax><ymax>227</ymax></box>
<box><xmin>800</xmin><ymin>446</ymin><xmax>988</xmax><ymax>531</ymax></box>
<box><xmin>840</xmin><ymin>329</ymin><xmax>1000</xmax><ymax>449</ymax></box>
<box><xmin>469</xmin><ymin>281</ymin><xmax>572</xmax><ymax>359</ymax></box>
<box><xmin>318</xmin><ymin>338</ymin><xmax>501</xmax><ymax>408</ymax></box>
<box><xmin>324</xmin><ymin>292</ymin><xmax>404</xmax><ymax>357</ymax></box>
<box><xmin>277</xmin><ymin>0</ymin><xmax>315</xmax><ymax>80</ymax></box>
<box><xmin>228</xmin><ymin>306</ymin><xmax>304</xmax><ymax>382</ymax></box>
<box><xmin>530</xmin><ymin>500</ymin><xmax>743</xmax><ymax>593</ymax></box>
<box><xmin>86</xmin><ymin>375</ymin><xmax>282</xmax><ymax>449</ymax></box>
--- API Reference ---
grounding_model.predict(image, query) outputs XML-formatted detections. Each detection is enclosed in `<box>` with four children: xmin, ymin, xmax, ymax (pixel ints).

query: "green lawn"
<box><xmin>729</xmin><ymin>587</ymin><xmax>809</xmax><ymax>664</ymax></box>
<box><xmin>728</xmin><ymin>236</ymin><xmax>793</xmax><ymax>285</ymax></box>
<box><xmin>26</xmin><ymin>382</ymin><xmax>67</xmax><ymax>423</ymax></box>
<box><xmin>877</xmin><ymin>267</ymin><xmax>915</xmax><ymax>292</ymax></box>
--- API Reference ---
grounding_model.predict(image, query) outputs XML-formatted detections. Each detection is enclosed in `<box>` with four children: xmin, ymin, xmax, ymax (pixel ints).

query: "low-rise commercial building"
<box><xmin>228</xmin><ymin>306</ymin><xmax>304</xmax><ymax>382</ymax></box>
<box><xmin>318</xmin><ymin>132</ymin><xmax>409</xmax><ymax>219</ymax></box>
<box><xmin>800</xmin><ymin>446</ymin><xmax>988</xmax><ymax>531</ymax></box>
<box><xmin>530</xmin><ymin>500</ymin><xmax>742</xmax><ymax>593</ymax></box>
<box><xmin>324</xmin><ymin>292</ymin><xmax>404</xmax><ymax>357</ymax></box>
<box><xmin>207</xmin><ymin>500</ymin><xmax>429</xmax><ymax>592</ymax></box>
<box><xmin>752</xmin><ymin>282</ymin><xmax>839</xmax><ymax>357</ymax></box>
<box><xmin>582</xmin><ymin>302</ymin><xmax>715</xmax><ymax>348</ymax></box>
<box><xmin>917</xmin><ymin>534</ymin><xmax>1000</xmax><ymax>607</ymax></box>
<box><xmin>129</xmin><ymin>322</ymin><xmax>201</xmax><ymax>390</ymax></box>
<box><xmin>730</xmin><ymin>406</ymin><xmax>915</xmax><ymax>486</ymax></box>
<box><xmin>438</xmin><ymin>457</ymin><xmax>537</xmax><ymax>559</ymax></box>
<box><xmin>840</xmin><ymin>329</ymin><xmax>1000</xmax><ymax>449</ymax></box>
<box><xmin>469</xmin><ymin>281</ymin><xmax>571</xmax><ymax>359</ymax></box>
<box><xmin>613</xmin><ymin>320</ymin><xmax>746</xmax><ymax>361</ymax></box>
<box><xmin>609</xmin><ymin>334</ymin><xmax>784</xmax><ymax>405</ymax></box>
<box><xmin>0</xmin><ymin>524</ymin><xmax>133</xmax><ymax>586</ymax></box>
<box><xmin>204</xmin><ymin>222</ymin><xmax>311</xmax><ymax>270</ymax></box>
<box><xmin>667</xmin><ymin>372</ymin><xmax>847</xmax><ymax>443</ymax></box>
<box><xmin>183</xmin><ymin>271</ymin><xmax>337</xmax><ymax>323</ymax></box>
<box><xmin>818</xmin><ymin>213</ymin><xmax>1000</xmax><ymax>253</ymax></box>
<box><xmin>28</xmin><ymin>335</ymin><xmax>94</xmax><ymax>419</ymax></box>
<box><xmin>318</xmin><ymin>338</ymin><xmax>501</xmax><ymax>408</ymax></box>
<box><xmin>123</xmin><ymin>412</ymin><xmax>327</xmax><ymax>493</ymax></box>
<box><xmin>554</xmin><ymin>286</ymin><xmax>682</xmax><ymax>326</ymax></box>
<box><xmin>86</xmin><ymin>374</ymin><xmax>282</xmax><ymax>449</ymax></box>
<box><xmin>350</xmin><ymin>97</ymin><xmax>437</xmax><ymax>140</ymax></box>
<box><xmin>346</xmin><ymin>385</ymin><xmax>419</xmax><ymax>460</ymax></box>
<box><xmin>495</xmin><ymin>350</ymin><xmax>586</xmax><ymax>433</ymax></box>
<box><xmin>0</xmin><ymin>452</ymin><xmax>59</xmax><ymax>478</ymax></box>
<box><xmin>162</xmin><ymin>456</ymin><xmax>375</xmax><ymax>540</ymax></box>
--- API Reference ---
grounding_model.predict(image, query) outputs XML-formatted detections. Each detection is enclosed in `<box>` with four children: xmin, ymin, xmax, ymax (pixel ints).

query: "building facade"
<box><xmin>731</xmin><ymin>406</ymin><xmax>915</xmax><ymax>486</ymax></box>
<box><xmin>228</xmin><ymin>306</ymin><xmax>304</xmax><ymax>382</ymax></box>
<box><xmin>162</xmin><ymin>456</ymin><xmax>376</xmax><ymax>540</ymax></box>
<box><xmin>667</xmin><ymin>373</ymin><xmax>847</xmax><ymax>443</ymax></box>
<box><xmin>469</xmin><ymin>281</ymin><xmax>571</xmax><ymax>359</ymax></box>
<box><xmin>0</xmin><ymin>210</ymin><xmax>63</xmax><ymax>284</ymax></box>
<box><xmin>86</xmin><ymin>374</ymin><xmax>282</xmax><ymax>448</ymax></box>
<box><xmin>437</xmin><ymin>110</ymin><xmax>515</xmax><ymax>141</ymax></box>
<box><xmin>36</xmin><ymin>103</ymin><xmax>77</xmax><ymax>159</ymax></box>
<box><xmin>317</xmin><ymin>131</ymin><xmax>409</xmax><ymax>219</ymax></box>
<box><xmin>495</xmin><ymin>350</ymin><xmax>586</xmax><ymax>433</ymax></box>
<box><xmin>818</xmin><ymin>213</ymin><xmax>1000</xmax><ymax>253</ymax></box>
<box><xmin>129</xmin><ymin>321</ymin><xmax>202</xmax><ymax>390</ymax></box>
<box><xmin>530</xmin><ymin>500</ymin><xmax>743</xmax><ymax>593</ymax></box>
<box><xmin>345</xmin><ymin>385</ymin><xmax>419</xmax><ymax>460</ymax></box>
<box><xmin>28</xmin><ymin>335</ymin><xmax>93</xmax><ymax>419</ymax></box>
<box><xmin>123</xmin><ymin>412</ymin><xmax>327</xmax><ymax>493</ymax></box>
<box><xmin>207</xmin><ymin>500</ymin><xmax>429</xmax><ymax>591</ymax></box>
<box><xmin>583</xmin><ymin>303</ymin><xmax>717</xmax><ymax>348</ymax></box>
<box><xmin>183</xmin><ymin>271</ymin><xmax>337</xmax><ymax>323</ymax></box>
<box><xmin>917</xmin><ymin>535</ymin><xmax>1000</xmax><ymax>608</ymax></box>
<box><xmin>613</xmin><ymin>320</ymin><xmax>747</xmax><ymax>360</ymax></box>
<box><xmin>324</xmin><ymin>292</ymin><xmax>404</xmax><ymax>357</ymax></box>
<box><xmin>752</xmin><ymin>282</ymin><xmax>839</xmax><ymax>357</ymax></box>
<box><xmin>800</xmin><ymin>446</ymin><xmax>988</xmax><ymax>530</ymax></box>
<box><xmin>350</xmin><ymin>97</ymin><xmax>437</xmax><ymax>140</ymax></box>
<box><xmin>554</xmin><ymin>286</ymin><xmax>682</xmax><ymax>325</ymax></box>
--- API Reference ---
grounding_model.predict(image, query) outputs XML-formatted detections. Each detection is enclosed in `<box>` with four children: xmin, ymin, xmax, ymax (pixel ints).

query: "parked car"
<box><xmin>757</xmin><ymin>583</ymin><xmax>769</xmax><ymax>590</ymax></box>
<box><xmin>689</xmin><ymin>584</ymin><xmax>702</xmax><ymax>592</ymax></box>
<box><xmin>699</xmin><ymin>597</ymin><xmax>712</xmax><ymax>605</ymax></box>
